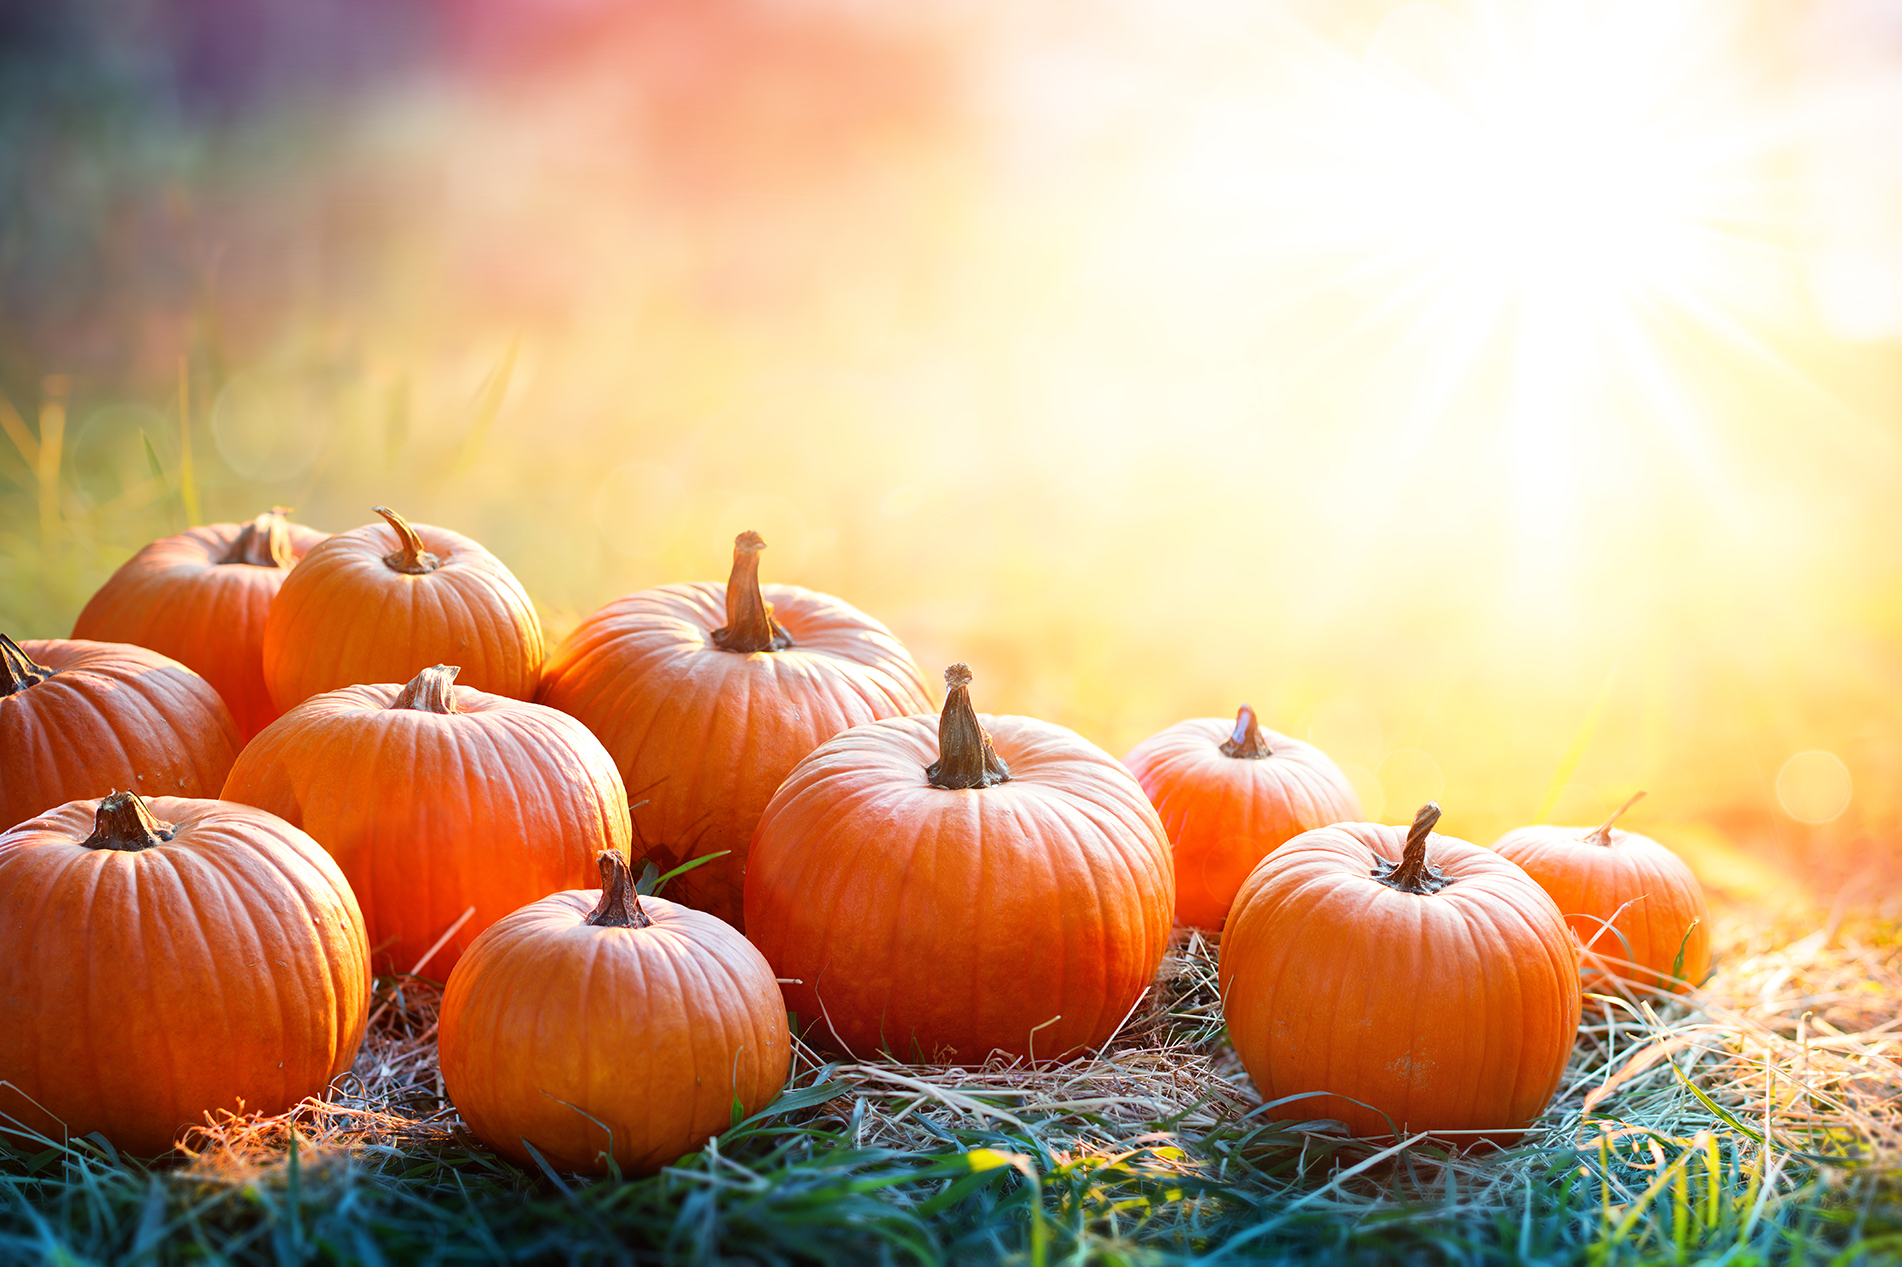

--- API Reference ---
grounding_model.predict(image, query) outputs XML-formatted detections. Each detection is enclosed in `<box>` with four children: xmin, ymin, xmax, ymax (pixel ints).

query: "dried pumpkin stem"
<box><xmin>391</xmin><ymin>664</ymin><xmax>461</xmax><ymax>714</ymax></box>
<box><xmin>0</xmin><ymin>634</ymin><xmax>54</xmax><ymax>696</ymax></box>
<box><xmin>585</xmin><ymin>851</ymin><xmax>652</xmax><ymax>929</ymax></box>
<box><xmin>926</xmin><ymin>663</ymin><xmax>1012</xmax><ymax>790</ymax></box>
<box><xmin>1218</xmin><ymin>704</ymin><xmax>1274</xmax><ymax>759</ymax></box>
<box><xmin>82</xmin><ymin>790</ymin><xmax>175</xmax><ymax>852</ymax></box>
<box><xmin>1587</xmin><ymin>791</ymin><xmax>1647</xmax><ymax>847</ymax></box>
<box><xmin>1375</xmin><ymin>802</ymin><xmax>1450</xmax><ymax>895</ymax></box>
<box><xmin>374</xmin><ymin>506</ymin><xmax>442</xmax><ymax>575</ymax></box>
<box><xmin>221</xmin><ymin>507</ymin><xmax>295</xmax><ymax>567</ymax></box>
<box><xmin>711</xmin><ymin>530</ymin><xmax>792</xmax><ymax>653</ymax></box>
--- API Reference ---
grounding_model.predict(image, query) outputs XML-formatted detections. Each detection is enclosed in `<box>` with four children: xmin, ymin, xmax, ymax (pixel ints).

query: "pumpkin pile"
<box><xmin>0</xmin><ymin>506</ymin><xmax>1715</xmax><ymax>1168</ymax></box>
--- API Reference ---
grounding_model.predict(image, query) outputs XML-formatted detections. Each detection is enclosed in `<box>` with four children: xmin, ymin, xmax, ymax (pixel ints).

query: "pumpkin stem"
<box><xmin>82</xmin><ymin>790</ymin><xmax>175</xmax><ymax>852</ymax></box>
<box><xmin>1</xmin><ymin>634</ymin><xmax>54</xmax><ymax>697</ymax></box>
<box><xmin>1374</xmin><ymin>802</ymin><xmax>1451</xmax><ymax>895</ymax></box>
<box><xmin>585</xmin><ymin>851</ymin><xmax>652</xmax><ymax>929</ymax></box>
<box><xmin>710</xmin><ymin>530</ymin><xmax>793</xmax><ymax>653</ymax></box>
<box><xmin>925</xmin><ymin>663</ymin><xmax>1012</xmax><ymax>790</ymax></box>
<box><xmin>1218</xmin><ymin>704</ymin><xmax>1274</xmax><ymax>759</ymax></box>
<box><xmin>1587</xmin><ymin>791</ymin><xmax>1647</xmax><ymax>847</ymax></box>
<box><xmin>374</xmin><ymin>506</ymin><xmax>442</xmax><ymax>575</ymax></box>
<box><xmin>220</xmin><ymin>507</ymin><xmax>295</xmax><ymax>567</ymax></box>
<box><xmin>391</xmin><ymin>664</ymin><xmax>462</xmax><ymax>714</ymax></box>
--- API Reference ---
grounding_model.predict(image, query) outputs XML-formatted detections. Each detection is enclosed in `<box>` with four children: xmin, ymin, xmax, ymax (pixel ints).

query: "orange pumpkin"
<box><xmin>71</xmin><ymin>508</ymin><xmax>326</xmax><ymax>739</ymax></box>
<box><xmin>0</xmin><ymin>635</ymin><xmax>240</xmax><ymax>831</ymax></box>
<box><xmin>0</xmin><ymin>791</ymin><xmax>369</xmax><ymax>1156</ymax></box>
<box><xmin>223</xmin><ymin>664</ymin><xmax>630</xmax><ymax>979</ymax></box>
<box><xmin>1492</xmin><ymin>793</ymin><xmax>1711</xmax><ymax>1000</ymax></box>
<box><xmin>1220</xmin><ymin>804</ymin><xmax>1580</xmax><ymax>1142</ymax></box>
<box><xmin>262</xmin><ymin>506</ymin><xmax>543</xmax><ymax>713</ymax></box>
<box><xmin>440</xmin><ymin>851</ymin><xmax>789</xmax><ymax>1176</ymax></box>
<box><xmin>536</xmin><ymin>531</ymin><xmax>930</xmax><ymax>929</ymax></box>
<box><xmin>1124</xmin><ymin>705</ymin><xmax>1361</xmax><ymax>930</ymax></box>
<box><xmin>744</xmin><ymin>664</ymin><xmax>1175</xmax><ymax>1064</ymax></box>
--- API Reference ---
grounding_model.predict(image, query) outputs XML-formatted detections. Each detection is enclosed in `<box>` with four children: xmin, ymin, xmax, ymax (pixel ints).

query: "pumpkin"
<box><xmin>1219</xmin><ymin>804</ymin><xmax>1580</xmax><ymax>1142</ymax></box>
<box><xmin>71</xmin><ymin>508</ymin><xmax>326</xmax><ymax>740</ymax></box>
<box><xmin>536</xmin><ymin>531</ymin><xmax>931</xmax><ymax>929</ymax></box>
<box><xmin>1492</xmin><ymin>792</ymin><xmax>1711</xmax><ymax>1000</ymax></box>
<box><xmin>0</xmin><ymin>635</ymin><xmax>241</xmax><ymax>832</ymax></box>
<box><xmin>0</xmin><ymin>791</ymin><xmax>370</xmax><ymax>1156</ymax></box>
<box><xmin>439</xmin><ymin>851</ymin><xmax>789</xmax><ymax>1176</ymax></box>
<box><xmin>1124</xmin><ymin>704</ymin><xmax>1362</xmax><ymax>930</ymax></box>
<box><xmin>223</xmin><ymin>663</ymin><xmax>631</xmax><ymax>979</ymax></box>
<box><xmin>744</xmin><ymin>664</ymin><xmax>1175</xmax><ymax>1064</ymax></box>
<box><xmin>262</xmin><ymin>506</ymin><xmax>543</xmax><ymax>714</ymax></box>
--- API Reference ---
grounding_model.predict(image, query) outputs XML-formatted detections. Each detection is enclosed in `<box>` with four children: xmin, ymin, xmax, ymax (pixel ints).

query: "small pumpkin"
<box><xmin>71</xmin><ymin>508</ymin><xmax>326</xmax><ymax>740</ymax></box>
<box><xmin>223</xmin><ymin>663</ymin><xmax>631</xmax><ymax>979</ymax></box>
<box><xmin>744</xmin><ymin>664</ymin><xmax>1175</xmax><ymax>1064</ymax></box>
<box><xmin>262</xmin><ymin>506</ymin><xmax>543</xmax><ymax>713</ymax></box>
<box><xmin>1220</xmin><ymin>804</ymin><xmax>1580</xmax><ymax>1142</ymax></box>
<box><xmin>440</xmin><ymin>851</ymin><xmax>789</xmax><ymax>1176</ymax></box>
<box><xmin>536</xmin><ymin>531</ymin><xmax>931</xmax><ymax>929</ymax></box>
<box><xmin>0</xmin><ymin>791</ymin><xmax>370</xmax><ymax>1156</ymax></box>
<box><xmin>0</xmin><ymin>635</ymin><xmax>241</xmax><ymax>831</ymax></box>
<box><xmin>1124</xmin><ymin>705</ymin><xmax>1361</xmax><ymax>930</ymax></box>
<box><xmin>1492</xmin><ymin>793</ymin><xmax>1711</xmax><ymax>1000</ymax></box>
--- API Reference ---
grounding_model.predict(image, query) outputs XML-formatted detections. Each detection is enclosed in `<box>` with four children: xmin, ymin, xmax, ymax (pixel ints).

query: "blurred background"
<box><xmin>4</xmin><ymin>0</ymin><xmax>1901</xmax><ymax>915</ymax></box>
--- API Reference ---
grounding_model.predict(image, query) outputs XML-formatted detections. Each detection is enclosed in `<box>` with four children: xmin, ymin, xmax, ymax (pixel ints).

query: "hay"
<box><xmin>170</xmin><ymin>912</ymin><xmax>1902</xmax><ymax>1227</ymax></box>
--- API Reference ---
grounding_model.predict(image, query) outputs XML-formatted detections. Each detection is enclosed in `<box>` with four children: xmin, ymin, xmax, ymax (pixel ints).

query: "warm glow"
<box><xmin>7</xmin><ymin>0</ymin><xmax>1901</xmax><ymax>871</ymax></box>
<box><xmin>1100</xmin><ymin>0</ymin><xmax>1787</xmax><ymax>588</ymax></box>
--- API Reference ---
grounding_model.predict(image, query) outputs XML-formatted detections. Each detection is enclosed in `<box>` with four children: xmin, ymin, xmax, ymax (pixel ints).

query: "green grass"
<box><xmin>7</xmin><ymin>925</ymin><xmax>1902</xmax><ymax>1265</ymax></box>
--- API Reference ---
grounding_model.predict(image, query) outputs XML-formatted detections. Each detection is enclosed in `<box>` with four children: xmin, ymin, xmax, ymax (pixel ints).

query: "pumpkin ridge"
<box><xmin>215</xmin><ymin>845</ymin><xmax>305</xmax><ymax>1106</ymax></box>
<box><xmin>1044</xmin><ymin>797</ymin><xmax>1111</xmax><ymax>1051</ymax></box>
<box><xmin>142</xmin><ymin>834</ymin><xmax>236</xmax><ymax>1116</ymax></box>
<box><xmin>661</xmin><ymin>925</ymin><xmax>734</xmax><ymax>1122</ymax></box>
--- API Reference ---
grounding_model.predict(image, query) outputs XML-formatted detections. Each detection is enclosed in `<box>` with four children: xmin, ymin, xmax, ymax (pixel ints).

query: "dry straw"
<box><xmin>162</xmin><ymin>917</ymin><xmax>1901</xmax><ymax>1251</ymax></box>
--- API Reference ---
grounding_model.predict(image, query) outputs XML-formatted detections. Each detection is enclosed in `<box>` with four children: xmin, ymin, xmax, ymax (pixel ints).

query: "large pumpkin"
<box><xmin>0</xmin><ymin>635</ymin><xmax>240</xmax><ymax>831</ymax></box>
<box><xmin>744</xmin><ymin>664</ymin><xmax>1175</xmax><ymax>1064</ymax></box>
<box><xmin>262</xmin><ymin>506</ymin><xmax>543</xmax><ymax>713</ymax></box>
<box><xmin>1124</xmin><ymin>705</ymin><xmax>1361</xmax><ymax>930</ymax></box>
<box><xmin>0</xmin><ymin>791</ymin><xmax>370</xmax><ymax>1156</ymax></box>
<box><xmin>440</xmin><ymin>852</ymin><xmax>789</xmax><ymax>1176</ymax></box>
<box><xmin>1219</xmin><ymin>804</ymin><xmax>1580</xmax><ymax>1142</ymax></box>
<box><xmin>71</xmin><ymin>508</ymin><xmax>326</xmax><ymax>739</ymax></box>
<box><xmin>536</xmin><ymin>531</ymin><xmax>930</xmax><ymax>929</ymax></box>
<box><xmin>223</xmin><ymin>664</ymin><xmax>630</xmax><ymax>979</ymax></box>
<box><xmin>1493</xmin><ymin>793</ymin><xmax>1711</xmax><ymax>1000</ymax></box>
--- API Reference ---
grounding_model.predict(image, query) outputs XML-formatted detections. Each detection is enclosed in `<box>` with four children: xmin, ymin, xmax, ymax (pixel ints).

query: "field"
<box><xmin>8</xmin><ymin>0</ymin><xmax>1902</xmax><ymax>1261</ymax></box>
<box><xmin>8</xmin><ymin>921</ymin><xmax>1902</xmax><ymax>1262</ymax></box>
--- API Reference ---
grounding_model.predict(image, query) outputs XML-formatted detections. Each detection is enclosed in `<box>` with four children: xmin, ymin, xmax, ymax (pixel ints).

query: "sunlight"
<box><xmin>1104</xmin><ymin>0</ymin><xmax>1786</xmax><ymax>590</ymax></box>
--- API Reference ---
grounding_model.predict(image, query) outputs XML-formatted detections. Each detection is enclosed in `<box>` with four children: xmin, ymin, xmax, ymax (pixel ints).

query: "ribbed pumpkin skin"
<box><xmin>0</xmin><ymin>640</ymin><xmax>241</xmax><ymax>832</ymax></box>
<box><xmin>262</xmin><ymin>519</ymin><xmax>544</xmax><ymax>713</ymax></box>
<box><xmin>440</xmin><ymin>891</ymin><xmax>789</xmax><ymax>1175</ymax></box>
<box><xmin>72</xmin><ymin>520</ymin><xmax>326</xmax><ymax>739</ymax></box>
<box><xmin>744</xmin><ymin>713</ymin><xmax>1176</xmax><ymax>1064</ymax></box>
<box><xmin>222</xmin><ymin>682</ymin><xmax>631</xmax><ymax>979</ymax></box>
<box><xmin>536</xmin><ymin>582</ymin><xmax>930</xmax><ymax>928</ymax></box>
<box><xmin>1492</xmin><ymin>825</ymin><xmax>1711</xmax><ymax>997</ymax></box>
<box><xmin>0</xmin><ymin>797</ymin><xmax>370</xmax><ymax>1156</ymax></box>
<box><xmin>1124</xmin><ymin>719</ymin><xmax>1361</xmax><ymax>931</ymax></box>
<box><xmin>1219</xmin><ymin>822</ymin><xmax>1580</xmax><ymax>1141</ymax></box>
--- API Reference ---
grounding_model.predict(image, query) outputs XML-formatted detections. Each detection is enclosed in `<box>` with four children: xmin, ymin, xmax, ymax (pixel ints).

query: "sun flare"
<box><xmin>1101</xmin><ymin>0</ymin><xmax>1791</xmax><ymax>586</ymax></box>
